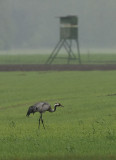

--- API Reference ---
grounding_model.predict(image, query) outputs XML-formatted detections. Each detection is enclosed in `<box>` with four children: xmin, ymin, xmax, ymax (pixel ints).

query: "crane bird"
<box><xmin>26</xmin><ymin>102</ymin><xmax>64</xmax><ymax>129</ymax></box>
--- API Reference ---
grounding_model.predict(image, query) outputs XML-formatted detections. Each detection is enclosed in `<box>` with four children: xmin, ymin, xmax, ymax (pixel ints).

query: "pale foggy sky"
<box><xmin>13</xmin><ymin>0</ymin><xmax>116</xmax><ymax>51</ymax></box>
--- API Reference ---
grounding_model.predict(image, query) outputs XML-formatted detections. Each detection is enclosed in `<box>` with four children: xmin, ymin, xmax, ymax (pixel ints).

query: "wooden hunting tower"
<box><xmin>46</xmin><ymin>15</ymin><xmax>81</xmax><ymax>64</ymax></box>
<box><xmin>60</xmin><ymin>15</ymin><xmax>77</xmax><ymax>39</ymax></box>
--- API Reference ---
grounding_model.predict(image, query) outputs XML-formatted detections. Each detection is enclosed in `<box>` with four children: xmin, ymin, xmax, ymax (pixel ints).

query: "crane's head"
<box><xmin>54</xmin><ymin>103</ymin><xmax>64</xmax><ymax>107</ymax></box>
<box><xmin>26</xmin><ymin>106</ymin><xmax>36</xmax><ymax>117</ymax></box>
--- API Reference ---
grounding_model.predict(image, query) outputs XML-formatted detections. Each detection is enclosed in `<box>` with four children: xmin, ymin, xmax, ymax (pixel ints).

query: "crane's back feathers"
<box><xmin>34</xmin><ymin>102</ymin><xmax>51</xmax><ymax>113</ymax></box>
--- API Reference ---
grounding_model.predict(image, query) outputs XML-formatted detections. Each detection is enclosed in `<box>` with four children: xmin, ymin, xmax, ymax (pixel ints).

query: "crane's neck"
<box><xmin>49</xmin><ymin>105</ymin><xmax>57</xmax><ymax>112</ymax></box>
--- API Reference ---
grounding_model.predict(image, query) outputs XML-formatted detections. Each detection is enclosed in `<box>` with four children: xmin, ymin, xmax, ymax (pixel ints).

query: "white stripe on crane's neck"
<box><xmin>54</xmin><ymin>103</ymin><xmax>60</xmax><ymax>106</ymax></box>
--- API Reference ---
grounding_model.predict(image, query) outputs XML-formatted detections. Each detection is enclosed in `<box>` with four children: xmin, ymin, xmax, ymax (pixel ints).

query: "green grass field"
<box><xmin>0</xmin><ymin>71</ymin><xmax>116</xmax><ymax>160</ymax></box>
<box><xmin>0</xmin><ymin>52</ymin><xmax>116</xmax><ymax>64</ymax></box>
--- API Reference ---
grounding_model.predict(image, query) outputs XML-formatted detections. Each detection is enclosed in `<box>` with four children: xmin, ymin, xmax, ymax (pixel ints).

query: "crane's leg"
<box><xmin>38</xmin><ymin>113</ymin><xmax>45</xmax><ymax>129</ymax></box>
<box><xmin>41</xmin><ymin>114</ymin><xmax>45</xmax><ymax>129</ymax></box>
<box><xmin>38</xmin><ymin>116</ymin><xmax>41</xmax><ymax>129</ymax></box>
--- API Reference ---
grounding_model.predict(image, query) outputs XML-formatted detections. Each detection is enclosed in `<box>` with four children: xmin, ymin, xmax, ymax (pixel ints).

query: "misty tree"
<box><xmin>0</xmin><ymin>0</ymin><xmax>16</xmax><ymax>50</ymax></box>
<box><xmin>0</xmin><ymin>0</ymin><xmax>40</xmax><ymax>50</ymax></box>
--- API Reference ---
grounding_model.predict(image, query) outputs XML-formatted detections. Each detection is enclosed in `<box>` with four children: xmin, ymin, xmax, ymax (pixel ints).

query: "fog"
<box><xmin>0</xmin><ymin>0</ymin><xmax>116</xmax><ymax>52</ymax></box>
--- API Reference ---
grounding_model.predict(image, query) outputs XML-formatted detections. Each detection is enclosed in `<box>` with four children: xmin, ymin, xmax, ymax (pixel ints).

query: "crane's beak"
<box><xmin>61</xmin><ymin>105</ymin><xmax>64</xmax><ymax>107</ymax></box>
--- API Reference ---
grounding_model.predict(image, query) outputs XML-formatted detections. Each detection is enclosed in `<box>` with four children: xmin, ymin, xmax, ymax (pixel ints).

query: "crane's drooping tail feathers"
<box><xmin>26</xmin><ymin>105</ymin><xmax>37</xmax><ymax>116</ymax></box>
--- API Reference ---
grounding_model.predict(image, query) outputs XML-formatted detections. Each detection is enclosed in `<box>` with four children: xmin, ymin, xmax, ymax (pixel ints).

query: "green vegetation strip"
<box><xmin>0</xmin><ymin>71</ymin><xmax>116</xmax><ymax>160</ymax></box>
<box><xmin>0</xmin><ymin>53</ymin><xmax>116</xmax><ymax>64</ymax></box>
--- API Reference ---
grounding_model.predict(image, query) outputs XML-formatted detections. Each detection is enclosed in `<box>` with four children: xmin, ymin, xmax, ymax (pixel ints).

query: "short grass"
<box><xmin>0</xmin><ymin>52</ymin><xmax>116</xmax><ymax>64</ymax></box>
<box><xmin>0</xmin><ymin>71</ymin><xmax>116</xmax><ymax>160</ymax></box>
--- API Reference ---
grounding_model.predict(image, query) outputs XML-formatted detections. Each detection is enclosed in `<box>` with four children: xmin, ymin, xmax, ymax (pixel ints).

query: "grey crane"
<box><xmin>26</xmin><ymin>102</ymin><xmax>64</xmax><ymax>129</ymax></box>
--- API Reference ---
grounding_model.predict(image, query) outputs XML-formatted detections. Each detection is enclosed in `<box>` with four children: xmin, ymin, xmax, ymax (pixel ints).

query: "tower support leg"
<box><xmin>45</xmin><ymin>39</ymin><xmax>65</xmax><ymax>64</ymax></box>
<box><xmin>76</xmin><ymin>40</ymin><xmax>81</xmax><ymax>64</ymax></box>
<box><xmin>45</xmin><ymin>39</ymin><xmax>81</xmax><ymax>64</ymax></box>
